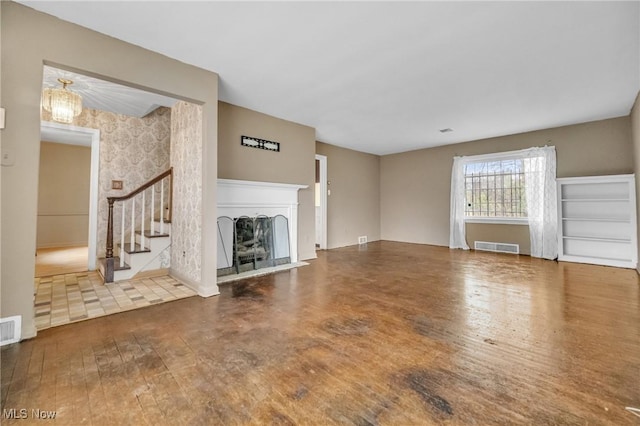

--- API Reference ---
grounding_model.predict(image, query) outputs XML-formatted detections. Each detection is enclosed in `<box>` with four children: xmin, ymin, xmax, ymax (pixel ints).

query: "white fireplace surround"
<box><xmin>216</xmin><ymin>179</ymin><xmax>308</xmax><ymax>268</ymax></box>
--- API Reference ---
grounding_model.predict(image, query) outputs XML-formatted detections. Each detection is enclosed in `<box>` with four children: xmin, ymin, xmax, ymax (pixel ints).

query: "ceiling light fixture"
<box><xmin>42</xmin><ymin>78</ymin><xmax>83</xmax><ymax>124</ymax></box>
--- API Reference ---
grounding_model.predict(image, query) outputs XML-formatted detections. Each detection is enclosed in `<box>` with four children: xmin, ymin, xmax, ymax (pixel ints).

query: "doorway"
<box><xmin>315</xmin><ymin>154</ymin><xmax>327</xmax><ymax>250</ymax></box>
<box><xmin>37</xmin><ymin>121</ymin><xmax>100</xmax><ymax>275</ymax></box>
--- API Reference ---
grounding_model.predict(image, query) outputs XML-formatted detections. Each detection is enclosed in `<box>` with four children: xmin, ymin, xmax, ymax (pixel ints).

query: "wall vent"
<box><xmin>0</xmin><ymin>316</ymin><xmax>21</xmax><ymax>346</ymax></box>
<box><xmin>358</xmin><ymin>236</ymin><xmax>368</xmax><ymax>245</ymax></box>
<box><xmin>474</xmin><ymin>241</ymin><xmax>519</xmax><ymax>254</ymax></box>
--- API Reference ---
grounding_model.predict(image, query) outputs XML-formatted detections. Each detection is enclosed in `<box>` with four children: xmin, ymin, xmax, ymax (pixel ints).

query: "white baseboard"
<box><xmin>169</xmin><ymin>268</ymin><xmax>199</xmax><ymax>292</ymax></box>
<box><xmin>198</xmin><ymin>283</ymin><xmax>221</xmax><ymax>298</ymax></box>
<box><xmin>37</xmin><ymin>241</ymin><xmax>87</xmax><ymax>249</ymax></box>
<box><xmin>132</xmin><ymin>268</ymin><xmax>169</xmax><ymax>280</ymax></box>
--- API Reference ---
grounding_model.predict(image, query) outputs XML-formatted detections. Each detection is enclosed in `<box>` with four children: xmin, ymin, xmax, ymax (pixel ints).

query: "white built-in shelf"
<box><xmin>565</xmin><ymin>253</ymin><xmax>637</xmax><ymax>263</ymax></box>
<box><xmin>562</xmin><ymin>235</ymin><xmax>631</xmax><ymax>243</ymax></box>
<box><xmin>557</xmin><ymin>174</ymin><xmax>637</xmax><ymax>269</ymax></box>
<box><xmin>562</xmin><ymin>217</ymin><xmax>630</xmax><ymax>223</ymax></box>
<box><xmin>561</xmin><ymin>198</ymin><xmax>629</xmax><ymax>202</ymax></box>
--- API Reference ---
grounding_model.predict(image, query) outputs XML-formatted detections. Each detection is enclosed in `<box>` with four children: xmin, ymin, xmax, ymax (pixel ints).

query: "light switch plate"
<box><xmin>0</xmin><ymin>108</ymin><xmax>5</xmax><ymax>130</ymax></box>
<box><xmin>1</xmin><ymin>149</ymin><xmax>15</xmax><ymax>166</ymax></box>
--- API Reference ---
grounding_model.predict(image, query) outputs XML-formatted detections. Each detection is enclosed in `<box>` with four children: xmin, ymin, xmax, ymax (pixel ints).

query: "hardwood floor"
<box><xmin>2</xmin><ymin>241</ymin><xmax>639</xmax><ymax>424</ymax></box>
<box><xmin>35</xmin><ymin>246</ymin><xmax>88</xmax><ymax>278</ymax></box>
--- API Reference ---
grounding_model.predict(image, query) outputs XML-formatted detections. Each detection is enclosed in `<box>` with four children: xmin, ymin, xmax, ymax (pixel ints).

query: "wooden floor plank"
<box><xmin>35</xmin><ymin>246</ymin><xmax>88</xmax><ymax>278</ymax></box>
<box><xmin>2</xmin><ymin>242</ymin><xmax>639</xmax><ymax>424</ymax></box>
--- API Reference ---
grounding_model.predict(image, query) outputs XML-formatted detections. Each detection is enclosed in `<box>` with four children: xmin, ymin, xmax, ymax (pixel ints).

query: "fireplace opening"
<box><xmin>217</xmin><ymin>215</ymin><xmax>291</xmax><ymax>277</ymax></box>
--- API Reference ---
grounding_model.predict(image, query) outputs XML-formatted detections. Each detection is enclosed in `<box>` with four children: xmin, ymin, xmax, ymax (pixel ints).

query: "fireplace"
<box><xmin>216</xmin><ymin>215</ymin><xmax>291</xmax><ymax>276</ymax></box>
<box><xmin>216</xmin><ymin>179</ymin><xmax>307</xmax><ymax>278</ymax></box>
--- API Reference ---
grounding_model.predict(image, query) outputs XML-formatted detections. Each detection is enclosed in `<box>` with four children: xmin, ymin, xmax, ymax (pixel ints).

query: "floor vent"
<box><xmin>0</xmin><ymin>316</ymin><xmax>21</xmax><ymax>346</ymax></box>
<box><xmin>474</xmin><ymin>241</ymin><xmax>519</xmax><ymax>254</ymax></box>
<box><xmin>358</xmin><ymin>236</ymin><xmax>368</xmax><ymax>245</ymax></box>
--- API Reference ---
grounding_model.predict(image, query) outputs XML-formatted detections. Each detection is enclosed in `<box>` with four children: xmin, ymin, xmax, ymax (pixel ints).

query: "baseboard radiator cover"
<box><xmin>474</xmin><ymin>241</ymin><xmax>520</xmax><ymax>254</ymax></box>
<box><xmin>0</xmin><ymin>316</ymin><xmax>22</xmax><ymax>346</ymax></box>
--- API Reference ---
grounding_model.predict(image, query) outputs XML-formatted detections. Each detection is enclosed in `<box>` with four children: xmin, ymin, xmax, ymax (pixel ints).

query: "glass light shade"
<box><xmin>42</xmin><ymin>86</ymin><xmax>83</xmax><ymax>124</ymax></box>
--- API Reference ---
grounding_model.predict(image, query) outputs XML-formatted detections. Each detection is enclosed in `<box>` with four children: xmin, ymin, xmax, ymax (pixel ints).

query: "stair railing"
<box><xmin>104</xmin><ymin>167</ymin><xmax>173</xmax><ymax>282</ymax></box>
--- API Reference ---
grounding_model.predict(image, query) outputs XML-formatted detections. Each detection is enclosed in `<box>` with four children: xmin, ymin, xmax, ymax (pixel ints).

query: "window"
<box><xmin>464</xmin><ymin>159</ymin><xmax>527</xmax><ymax>219</ymax></box>
<box><xmin>450</xmin><ymin>146</ymin><xmax>558</xmax><ymax>259</ymax></box>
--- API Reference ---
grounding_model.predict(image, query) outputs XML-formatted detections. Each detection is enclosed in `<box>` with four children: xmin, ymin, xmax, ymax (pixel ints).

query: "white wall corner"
<box><xmin>198</xmin><ymin>283</ymin><xmax>220</xmax><ymax>298</ymax></box>
<box><xmin>300</xmin><ymin>250</ymin><xmax>318</xmax><ymax>261</ymax></box>
<box><xmin>169</xmin><ymin>268</ymin><xmax>219</xmax><ymax>298</ymax></box>
<box><xmin>21</xmin><ymin>320</ymin><xmax>37</xmax><ymax>341</ymax></box>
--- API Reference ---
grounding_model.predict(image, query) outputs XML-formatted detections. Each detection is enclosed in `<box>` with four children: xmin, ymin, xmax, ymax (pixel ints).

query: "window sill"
<box><xmin>465</xmin><ymin>217</ymin><xmax>529</xmax><ymax>225</ymax></box>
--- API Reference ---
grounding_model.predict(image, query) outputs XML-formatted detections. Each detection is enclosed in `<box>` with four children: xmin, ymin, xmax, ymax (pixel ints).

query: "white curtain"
<box><xmin>523</xmin><ymin>146</ymin><xmax>558</xmax><ymax>260</ymax></box>
<box><xmin>449</xmin><ymin>156</ymin><xmax>469</xmax><ymax>250</ymax></box>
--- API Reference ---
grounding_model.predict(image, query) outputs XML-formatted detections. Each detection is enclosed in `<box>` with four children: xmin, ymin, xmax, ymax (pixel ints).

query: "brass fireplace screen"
<box><xmin>217</xmin><ymin>215</ymin><xmax>291</xmax><ymax>276</ymax></box>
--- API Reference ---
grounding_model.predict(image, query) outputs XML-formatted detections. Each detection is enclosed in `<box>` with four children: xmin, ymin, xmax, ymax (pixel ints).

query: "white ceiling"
<box><xmin>23</xmin><ymin>1</ymin><xmax>640</xmax><ymax>155</ymax></box>
<box><xmin>43</xmin><ymin>65</ymin><xmax>178</xmax><ymax>118</ymax></box>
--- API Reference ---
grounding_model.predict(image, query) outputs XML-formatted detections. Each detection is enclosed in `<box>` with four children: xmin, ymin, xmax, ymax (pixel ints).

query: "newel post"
<box><xmin>106</xmin><ymin>198</ymin><xmax>114</xmax><ymax>258</ymax></box>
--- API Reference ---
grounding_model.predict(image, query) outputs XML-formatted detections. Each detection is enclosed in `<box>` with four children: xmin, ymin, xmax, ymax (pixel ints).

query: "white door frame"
<box><xmin>315</xmin><ymin>154</ymin><xmax>328</xmax><ymax>250</ymax></box>
<box><xmin>40</xmin><ymin>121</ymin><xmax>100</xmax><ymax>270</ymax></box>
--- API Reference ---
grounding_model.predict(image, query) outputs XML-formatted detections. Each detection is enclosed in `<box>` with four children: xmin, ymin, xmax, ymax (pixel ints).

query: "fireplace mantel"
<box><xmin>217</xmin><ymin>179</ymin><xmax>308</xmax><ymax>264</ymax></box>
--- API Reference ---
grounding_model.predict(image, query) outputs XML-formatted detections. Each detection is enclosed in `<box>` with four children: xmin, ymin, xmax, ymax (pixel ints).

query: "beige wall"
<box><xmin>466</xmin><ymin>223</ymin><xmax>531</xmax><ymax>255</ymax></box>
<box><xmin>37</xmin><ymin>142</ymin><xmax>91</xmax><ymax>248</ymax></box>
<box><xmin>631</xmin><ymin>92</ymin><xmax>640</xmax><ymax>273</ymax></box>
<box><xmin>381</xmin><ymin>117</ymin><xmax>634</xmax><ymax>250</ymax></box>
<box><xmin>218</xmin><ymin>102</ymin><xmax>316</xmax><ymax>260</ymax></box>
<box><xmin>0</xmin><ymin>3</ymin><xmax>3</xmax><ymax>310</ymax></box>
<box><xmin>316</xmin><ymin>142</ymin><xmax>381</xmax><ymax>249</ymax></box>
<box><xmin>1</xmin><ymin>2</ymin><xmax>219</xmax><ymax>338</ymax></box>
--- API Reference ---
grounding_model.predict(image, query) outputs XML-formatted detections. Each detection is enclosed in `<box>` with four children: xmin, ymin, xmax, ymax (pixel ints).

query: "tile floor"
<box><xmin>34</xmin><ymin>271</ymin><xmax>196</xmax><ymax>330</ymax></box>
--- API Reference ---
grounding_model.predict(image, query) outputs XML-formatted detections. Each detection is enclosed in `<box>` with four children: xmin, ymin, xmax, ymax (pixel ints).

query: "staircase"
<box><xmin>99</xmin><ymin>168</ymin><xmax>173</xmax><ymax>283</ymax></box>
<box><xmin>102</xmin><ymin>221</ymin><xmax>172</xmax><ymax>282</ymax></box>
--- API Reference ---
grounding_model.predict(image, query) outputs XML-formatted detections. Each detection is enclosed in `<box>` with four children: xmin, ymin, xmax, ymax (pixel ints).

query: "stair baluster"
<box><xmin>150</xmin><ymin>185</ymin><xmax>155</xmax><ymax>236</ymax></box>
<box><xmin>141</xmin><ymin>190</ymin><xmax>146</xmax><ymax>251</ymax></box>
<box><xmin>104</xmin><ymin>168</ymin><xmax>173</xmax><ymax>283</ymax></box>
<box><xmin>130</xmin><ymin>197</ymin><xmax>135</xmax><ymax>252</ymax></box>
<box><xmin>120</xmin><ymin>202</ymin><xmax>125</xmax><ymax>268</ymax></box>
<box><xmin>160</xmin><ymin>179</ymin><xmax>165</xmax><ymax>235</ymax></box>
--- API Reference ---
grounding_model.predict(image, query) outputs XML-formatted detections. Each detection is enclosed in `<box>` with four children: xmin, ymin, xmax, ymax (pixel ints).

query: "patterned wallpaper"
<box><xmin>170</xmin><ymin>101</ymin><xmax>203</xmax><ymax>284</ymax></box>
<box><xmin>42</xmin><ymin>107</ymin><xmax>171</xmax><ymax>259</ymax></box>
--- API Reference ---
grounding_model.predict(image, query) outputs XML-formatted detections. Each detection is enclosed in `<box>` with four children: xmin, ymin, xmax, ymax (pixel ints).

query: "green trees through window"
<box><xmin>464</xmin><ymin>159</ymin><xmax>528</xmax><ymax>218</ymax></box>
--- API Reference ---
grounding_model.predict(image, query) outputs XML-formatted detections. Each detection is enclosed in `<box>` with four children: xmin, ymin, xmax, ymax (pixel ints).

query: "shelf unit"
<box><xmin>557</xmin><ymin>174</ymin><xmax>637</xmax><ymax>268</ymax></box>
